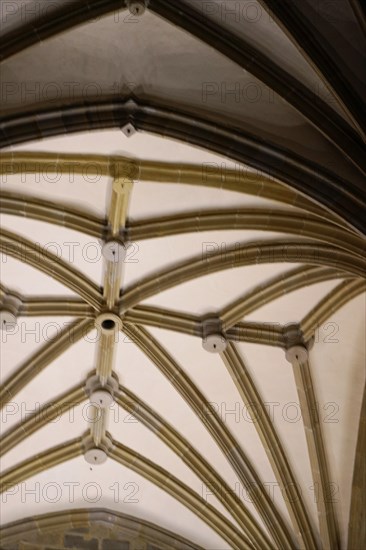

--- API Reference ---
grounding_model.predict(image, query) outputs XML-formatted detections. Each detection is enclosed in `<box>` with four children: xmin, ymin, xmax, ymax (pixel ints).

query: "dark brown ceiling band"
<box><xmin>1</xmin><ymin>0</ymin><xmax>364</xmax><ymax>174</ymax></box>
<box><xmin>258</xmin><ymin>0</ymin><xmax>366</xmax><ymax>138</ymax></box>
<box><xmin>0</xmin><ymin>0</ymin><xmax>127</xmax><ymax>62</ymax></box>
<box><xmin>349</xmin><ymin>0</ymin><xmax>366</xmax><ymax>36</ymax></box>
<box><xmin>150</xmin><ymin>0</ymin><xmax>365</xmax><ymax>173</ymax></box>
<box><xmin>1</xmin><ymin>100</ymin><xmax>364</xmax><ymax>234</ymax></box>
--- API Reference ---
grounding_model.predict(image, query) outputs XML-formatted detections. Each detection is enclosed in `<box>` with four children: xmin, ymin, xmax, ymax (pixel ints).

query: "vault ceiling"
<box><xmin>0</xmin><ymin>2</ymin><xmax>365</xmax><ymax>549</ymax></box>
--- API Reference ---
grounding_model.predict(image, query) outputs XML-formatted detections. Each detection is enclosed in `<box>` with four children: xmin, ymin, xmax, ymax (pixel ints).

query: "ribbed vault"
<box><xmin>0</xmin><ymin>2</ymin><xmax>365</xmax><ymax>549</ymax></box>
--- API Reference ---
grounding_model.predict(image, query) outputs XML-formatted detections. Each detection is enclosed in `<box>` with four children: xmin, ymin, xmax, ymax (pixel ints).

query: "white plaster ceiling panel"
<box><xmin>237</xmin><ymin>342</ymin><xmax>320</xmax><ymax>534</ymax></box>
<box><xmin>114</xmin><ymin>336</ymin><xmax>243</xmax><ymax>485</ymax></box>
<box><xmin>0</xmin><ymin>457</ymin><xmax>230</xmax><ymax>549</ymax></box>
<box><xmin>1</xmin><ymin>402</ymin><xmax>88</xmax><ymax>471</ymax></box>
<box><xmin>140</xmin><ymin>263</ymin><xmax>301</xmax><ymax>315</ymax></box>
<box><xmin>129</xmin><ymin>181</ymin><xmax>291</xmax><ymax>219</ymax></box>
<box><xmin>245</xmin><ymin>278</ymin><xmax>346</xmax><ymax>324</ymax></box>
<box><xmin>0</xmin><ymin>172</ymin><xmax>110</xmax><ymax>217</ymax></box>
<box><xmin>110</xmin><ymin>413</ymin><xmax>240</xmax><ymax>528</ymax></box>
<box><xmin>1</xmin><ymin>333</ymin><xmax>96</xmax><ymax>430</ymax></box>
<box><xmin>114</xmin><ymin>335</ymin><xmax>272</xmax><ymax>537</ymax></box>
<box><xmin>0</xmin><ymin>214</ymin><xmax>104</xmax><ymax>286</ymax></box>
<box><xmin>2</xmin><ymin>398</ymin><xmax>240</xmax><ymax>532</ymax></box>
<box><xmin>309</xmin><ymin>294</ymin><xmax>366</xmax><ymax>549</ymax></box>
<box><xmin>0</xmin><ymin>254</ymin><xmax>78</xmax><ymax>297</ymax></box>
<box><xmin>146</xmin><ymin>327</ymin><xmax>293</xmax><ymax>524</ymax></box>
<box><xmin>146</xmin><ymin>327</ymin><xmax>278</xmax><ymax>478</ymax></box>
<box><xmin>0</xmin><ymin>316</ymin><xmax>76</xmax><ymax>384</ymax></box>
<box><xmin>123</xmin><ymin>231</ymin><xmax>300</xmax><ymax>289</ymax></box>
